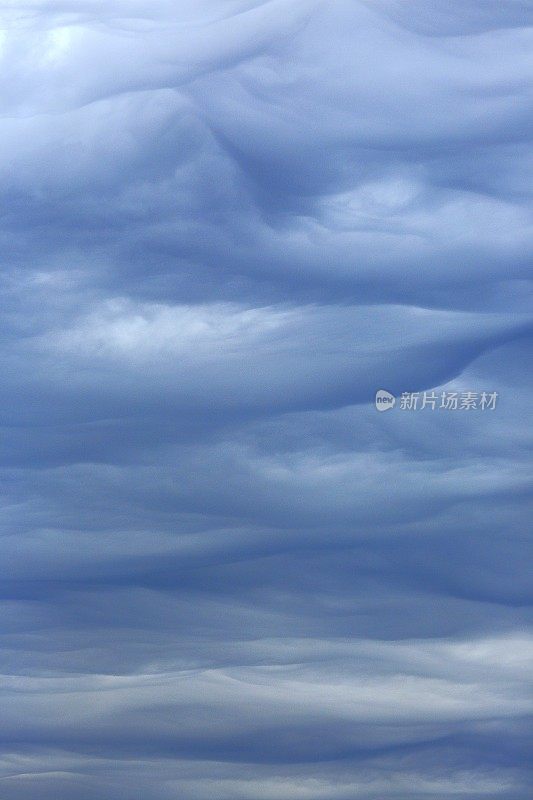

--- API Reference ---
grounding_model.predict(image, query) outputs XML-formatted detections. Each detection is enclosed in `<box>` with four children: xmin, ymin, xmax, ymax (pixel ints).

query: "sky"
<box><xmin>0</xmin><ymin>1</ymin><xmax>532</xmax><ymax>798</ymax></box>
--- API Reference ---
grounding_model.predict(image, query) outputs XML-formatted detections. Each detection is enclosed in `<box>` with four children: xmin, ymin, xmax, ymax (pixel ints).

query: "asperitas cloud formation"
<box><xmin>0</xmin><ymin>2</ymin><xmax>532</xmax><ymax>799</ymax></box>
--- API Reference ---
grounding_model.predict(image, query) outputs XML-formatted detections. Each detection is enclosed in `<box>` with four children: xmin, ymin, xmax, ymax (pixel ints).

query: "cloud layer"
<box><xmin>0</xmin><ymin>1</ymin><xmax>532</xmax><ymax>798</ymax></box>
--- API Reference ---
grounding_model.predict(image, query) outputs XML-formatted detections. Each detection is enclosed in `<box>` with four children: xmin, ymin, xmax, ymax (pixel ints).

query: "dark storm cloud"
<box><xmin>0</xmin><ymin>1</ymin><xmax>532</xmax><ymax>799</ymax></box>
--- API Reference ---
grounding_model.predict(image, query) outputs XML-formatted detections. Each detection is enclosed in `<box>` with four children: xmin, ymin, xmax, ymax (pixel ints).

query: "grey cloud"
<box><xmin>2</xmin><ymin>301</ymin><xmax>531</xmax><ymax>427</ymax></box>
<box><xmin>1</xmin><ymin>1</ymin><xmax>532</xmax><ymax>798</ymax></box>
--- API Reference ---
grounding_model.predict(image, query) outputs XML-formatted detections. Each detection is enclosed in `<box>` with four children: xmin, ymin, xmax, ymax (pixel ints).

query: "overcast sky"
<box><xmin>1</xmin><ymin>2</ymin><xmax>532</xmax><ymax>799</ymax></box>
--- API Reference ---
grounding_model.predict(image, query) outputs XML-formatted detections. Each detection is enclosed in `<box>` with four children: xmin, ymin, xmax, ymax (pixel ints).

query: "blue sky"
<box><xmin>1</xmin><ymin>2</ymin><xmax>532</xmax><ymax>798</ymax></box>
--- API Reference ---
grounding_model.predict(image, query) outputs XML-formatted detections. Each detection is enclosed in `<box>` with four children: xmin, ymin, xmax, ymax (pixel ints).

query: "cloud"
<box><xmin>2</xmin><ymin>298</ymin><xmax>531</xmax><ymax>428</ymax></box>
<box><xmin>0</xmin><ymin>1</ymin><xmax>532</xmax><ymax>798</ymax></box>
